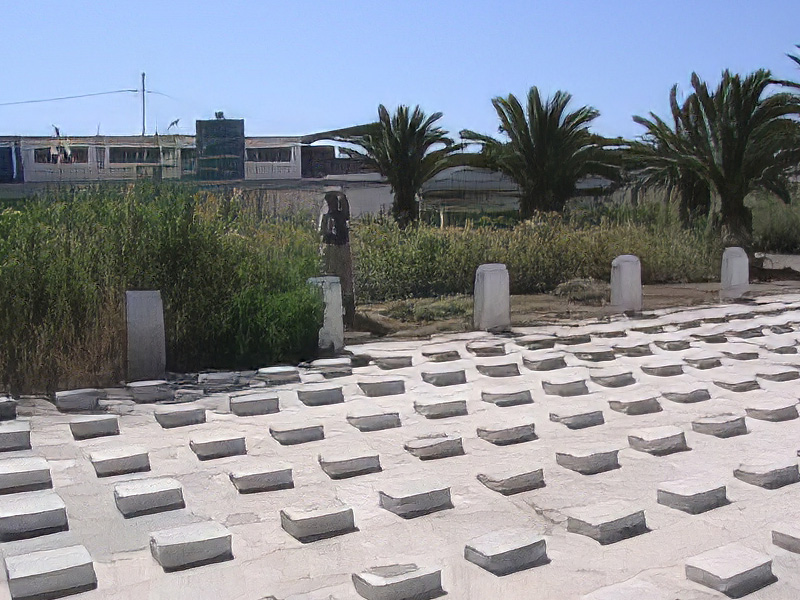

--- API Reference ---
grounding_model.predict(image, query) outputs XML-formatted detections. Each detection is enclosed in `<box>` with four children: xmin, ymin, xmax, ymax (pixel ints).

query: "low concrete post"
<box><xmin>611</xmin><ymin>255</ymin><xmax>642</xmax><ymax>313</ymax></box>
<box><xmin>307</xmin><ymin>276</ymin><xmax>344</xmax><ymax>355</ymax></box>
<box><xmin>474</xmin><ymin>264</ymin><xmax>510</xmax><ymax>332</ymax></box>
<box><xmin>125</xmin><ymin>291</ymin><xmax>166</xmax><ymax>382</ymax></box>
<box><xmin>721</xmin><ymin>247</ymin><xmax>749</xmax><ymax>299</ymax></box>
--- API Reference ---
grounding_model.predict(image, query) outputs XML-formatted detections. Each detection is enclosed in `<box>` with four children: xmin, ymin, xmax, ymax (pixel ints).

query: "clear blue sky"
<box><xmin>3</xmin><ymin>1</ymin><xmax>799</xmax><ymax>140</ymax></box>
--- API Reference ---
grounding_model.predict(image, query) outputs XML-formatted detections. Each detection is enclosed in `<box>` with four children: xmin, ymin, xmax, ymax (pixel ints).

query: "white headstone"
<box><xmin>307</xmin><ymin>276</ymin><xmax>344</xmax><ymax>354</ymax></box>
<box><xmin>610</xmin><ymin>255</ymin><xmax>642</xmax><ymax>313</ymax></box>
<box><xmin>126</xmin><ymin>291</ymin><xmax>166</xmax><ymax>382</ymax></box>
<box><xmin>473</xmin><ymin>263</ymin><xmax>510</xmax><ymax>332</ymax></box>
<box><xmin>721</xmin><ymin>247</ymin><xmax>749</xmax><ymax>298</ymax></box>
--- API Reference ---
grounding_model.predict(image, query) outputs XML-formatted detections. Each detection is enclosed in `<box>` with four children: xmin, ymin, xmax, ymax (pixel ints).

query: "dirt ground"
<box><xmin>350</xmin><ymin>279</ymin><xmax>800</xmax><ymax>342</ymax></box>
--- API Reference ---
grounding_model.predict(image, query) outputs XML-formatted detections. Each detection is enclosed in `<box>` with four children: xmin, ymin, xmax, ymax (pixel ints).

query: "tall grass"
<box><xmin>352</xmin><ymin>211</ymin><xmax>720</xmax><ymax>302</ymax></box>
<box><xmin>0</xmin><ymin>183</ymin><xmax>322</xmax><ymax>393</ymax></box>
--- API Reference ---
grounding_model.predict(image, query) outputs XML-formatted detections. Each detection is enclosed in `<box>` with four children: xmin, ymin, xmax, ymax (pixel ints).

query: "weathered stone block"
<box><xmin>154</xmin><ymin>404</ymin><xmax>206</xmax><ymax>429</ymax></box>
<box><xmin>0</xmin><ymin>396</ymin><xmax>17</xmax><ymax>421</ymax></box>
<box><xmin>555</xmin><ymin>334</ymin><xmax>592</xmax><ymax>346</ymax></box>
<box><xmin>685</xmin><ymin>543</ymin><xmax>775</xmax><ymax>597</ymax></box>
<box><xmin>228</xmin><ymin>391</ymin><xmax>279</xmax><ymax>416</ymax></box>
<box><xmin>280</xmin><ymin>504</ymin><xmax>356</xmax><ymax>542</ymax></box>
<box><xmin>556</xmin><ymin>447</ymin><xmax>619</xmax><ymax>475</ymax></box>
<box><xmin>685</xmin><ymin>356</ymin><xmax>723</xmax><ymax>369</ymax></box>
<box><xmin>464</xmin><ymin>528</ymin><xmax>548</xmax><ymax>575</ymax></box>
<box><xmin>654</xmin><ymin>339</ymin><xmax>691</xmax><ymax>351</ymax></box>
<box><xmin>69</xmin><ymin>415</ymin><xmax>119</xmax><ymax>440</ymax></box>
<box><xmin>189</xmin><ymin>433</ymin><xmax>246</xmax><ymax>460</ymax></box>
<box><xmin>641</xmin><ymin>362</ymin><xmax>684</xmax><ymax>377</ymax></box>
<box><xmin>628</xmin><ymin>426</ymin><xmax>689</xmax><ymax>456</ymax></box>
<box><xmin>55</xmin><ymin>388</ymin><xmax>105</xmax><ymax>412</ymax></box>
<box><xmin>126</xmin><ymin>290</ymin><xmax>166</xmax><ymax>382</ymax></box>
<box><xmin>713</xmin><ymin>377</ymin><xmax>760</xmax><ymax>393</ymax></box>
<box><xmin>476</xmin><ymin>423</ymin><xmax>536</xmax><ymax>446</ymax></box>
<box><xmin>481</xmin><ymin>389</ymin><xmax>533</xmax><ymax>407</ymax></box>
<box><xmin>347</xmin><ymin>409</ymin><xmax>401</xmax><ymax>432</ymax></box>
<box><xmin>611</xmin><ymin>254</ymin><xmax>642</xmax><ymax>313</ymax></box>
<box><xmin>149</xmin><ymin>521</ymin><xmax>233</xmax><ymax>571</ymax></box>
<box><xmin>352</xmin><ymin>564</ymin><xmax>444</xmax><ymax>600</ymax></box>
<box><xmin>414</xmin><ymin>398</ymin><xmax>467</xmax><ymax>419</ymax></box>
<box><xmin>734</xmin><ymin>459</ymin><xmax>799</xmax><ymax>489</ymax></box>
<box><xmin>90</xmin><ymin>446</ymin><xmax>150</xmax><ymax>477</ymax></box>
<box><xmin>522</xmin><ymin>354</ymin><xmax>566</xmax><ymax>372</ymax></box>
<box><xmin>308</xmin><ymin>357</ymin><xmax>352</xmax><ymax>378</ymax></box>
<box><xmin>613</xmin><ymin>343</ymin><xmax>653</xmax><ymax>357</ymax></box>
<box><xmin>229</xmin><ymin>462</ymin><xmax>293</xmax><ymax>493</ymax></box>
<box><xmin>318</xmin><ymin>449</ymin><xmax>381</xmax><ymax>479</ymax></box>
<box><xmin>476</xmin><ymin>363</ymin><xmax>520</xmax><ymax>377</ymax></box>
<box><xmin>357</xmin><ymin>380</ymin><xmax>405</xmax><ymax>397</ymax></box>
<box><xmin>549</xmin><ymin>408</ymin><xmax>604</xmax><ymax>430</ymax></box>
<box><xmin>541</xmin><ymin>378</ymin><xmax>589</xmax><ymax>397</ymax></box>
<box><xmin>567</xmin><ymin>502</ymin><xmax>647</xmax><ymax>545</ymax></box>
<box><xmin>657</xmin><ymin>478</ymin><xmax>728</xmax><ymax>514</ymax></box>
<box><xmin>374</xmin><ymin>356</ymin><xmax>413</xmax><ymax>370</ymax></box>
<box><xmin>270</xmin><ymin>422</ymin><xmax>324</xmax><ymax>445</ymax></box>
<box><xmin>745</xmin><ymin>399</ymin><xmax>798</xmax><ymax>422</ymax></box>
<box><xmin>608</xmin><ymin>395</ymin><xmax>662</xmax><ymax>415</ymax></box>
<box><xmin>421</xmin><ymin>347</ymin><xmax>461</xmax><ymax>362</ymax></box>
<box><xmin>477</xmin><ymin>468</ymin><xmax>545</xmax><ymax>495</ymax></box>
<box><xmin>4</xmin><ymin>545</ymin><xmax>96</xmax><ymax>600</ymax></box>
<box><xmin>379</xmin><ymin>481</ymin><xmax>452</xmax><ymax>519</ymax></box>
<box><xmin>114</xmin><ymin>477</ymin><xmax>185</xmax><ymax>518</ymax></box>
<box><xmin>590</xmin><ymin>371</ymin><xmax>636</xmax><ymax>388</ymax></box>
<box><xmin>518</xmin><ymin>336</ymin><xmax>556</xmax><ymax>350</ymax></box>
<box><xmin>573</xmin><ymin>349</ymin><xmax>616</xmax><ymax>363</ymax></box>
<box><xmin>466</xmin><ymin>341</ymin><xmax>506</xmax><ymax>357</ymax></box>
<box><xmin>692</xmin><ymin>414</ymin><xmax>748</xmax><ymax>438</ymax></box>
<box><xmin>0</xmin><ymin>457</ymin><xmax>51</xmax><ymax>494</ymax></box>
<box><xmin>127</xmin><ymin>380</ymin><xmax>173</xmax><ymax>403</ymax></box>
<box><xmin>0</xmin><ymin>491</ymin><xmax>68</xmax><ymax>541</ymax></box>
<box><xmin>662</xmin><ymin>388</ymin><xmax>711</xmax><ymax>403</ymax></box>
<box><xmin>474</xmin><ymin>263</ymin><xmax>510</xmax><ymax>332</ymax></box>
<box><xmin>420</xmin><ymin>370</ymin><xmax>467</xmax><ymax>387</ymax></box>
<box><xmin>0</xmin><ymin>421</ymin><xmax>31</xmax><ymax>452</ymax></box>
<box><xmin>256</xmin><ymin>366</ymin><xmax>301</xmax><ymax>385</ymax></box>
<box><xmin>772</xmin><ymin>522</ymin><xmax>800</xmax><ymax>553</ymax></box>
<box><xmin>404</xmin><ymin>435</ymin><xmax>464</xmax><ymax>460</ymax></box>
<box><xmin>297</xmin><ymin>385</ymin><xmax>344</xmax><ymax>406</ymax></box>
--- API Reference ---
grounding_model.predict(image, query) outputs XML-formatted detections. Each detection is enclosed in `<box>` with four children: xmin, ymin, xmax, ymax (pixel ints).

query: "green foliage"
<box><xmin>351</xmin><ymin>212</ymin><xmax>720</xmax><ymax>303</ymax></box>
<box><xmin>383</xmin><ymin>295</ymin><xmax>472</xmax><ymax>323</ymax></box>
<box><xmin>0</xmin><ymin>183</ymin><xmax>322</xmax><ymax>393</ymax></box>
<box><xmin>750</xmin><ymin>190</ymin><xmax>800</xmax><ymax>253</ymax></box>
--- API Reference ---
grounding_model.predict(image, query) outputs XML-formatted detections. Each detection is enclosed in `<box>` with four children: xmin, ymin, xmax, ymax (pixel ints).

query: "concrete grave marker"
<box><xmin>464</xmin><ymin>528</ymin><xmax>548</xmax><ymax>575</ymax></box>
<box><xmin>0</xmin><ymin>457</ymin><xmax>52</xmax><ymax>494</ymax></box>
<box><xmin>721</xmin><ymin>247</ymin><xmax>750</xmax><ymax>299</ymax></box>
<box><xmin>611</xmin><ymin>254</ymin><xmax>642</xmax><ymax>313</ymax></box>
<box><xmin>114</xmin><ymin>477</ymin><xmax>185</xmax><ymax>517</ymax></box>
<box><xmin>4</xmin><ymin>545</ymin><xmax>97</xmax><ymax>600</ymax></box>
<box><xmin>126</xmin><ymin>290</ymin><xmax>166</xmax><ymax>381</ymax></box>
<box><xmin>307</xmin><ymin>275</ymin><xmax>344</xmax><ymax>355</ymax></box>
<box><xmin>352</xmin><ymin>564</ymin><xmax>444</xmax><ymax>600</ymax></box>
<box><xmin>685</xmin><ymin>543</ymin><xmax>775</xmax><ymax>597</ymax></box>
<box><xmin>473</xmin><ymin>263</ymin><xmax>510</xmax><ymax>332</ymax></box>
<box><xmin>567</xmin><ymin>502</ymin><xmax>648</xmax><ymax>545</ymax></box>
<box><xmin>0</xmin><ymin>490</ymin><xmax>68</xmax><ymax>541</ymax></box>
<box><xmin>69</xmin><ymin>415</ymin><xmax>119</xmax><ymax>440</ymax></box>
<box><xmin>149</xmin><ymin>521</ymin><xmax>233</xmax><ymax>571</ymax></box>
<box><xmin>280</xmin><ymin>504</ymin><xmax>356</xmax><ymax>542</ymax></box>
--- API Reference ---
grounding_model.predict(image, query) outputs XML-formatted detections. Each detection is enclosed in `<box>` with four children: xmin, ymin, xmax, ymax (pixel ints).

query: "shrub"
<box><xmin>0</xmin><ymin>183</ymin><xmax>322</xmax><ymax>393</ymax></box>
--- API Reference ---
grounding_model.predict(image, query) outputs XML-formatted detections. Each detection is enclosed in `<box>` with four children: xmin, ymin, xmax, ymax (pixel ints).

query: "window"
<box><xmin>109</xmin><ymin>147</ymin><xmax>161</xmax><ymax>164</ymax></box>
<box><xmin>246</xmin><ymin>147</ymin><xmax>292</xmax><ymax>162</ymax></box>
<box><xmin>34</xmin><ymin>146</ymin><xmax>89</xmax><ymax>164</ymax></box>
<box><xmin>95</xmin><ymin>147</ymin><xmax>105</xmax><ymax>169</ymax></box>
<box><xmin>181</xmin><ymin>148</ymin><xmax>197</xmax><ymax>172</ymax></box>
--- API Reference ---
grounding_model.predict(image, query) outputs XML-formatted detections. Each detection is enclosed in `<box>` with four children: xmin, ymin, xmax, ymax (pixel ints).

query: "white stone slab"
<box><xmin>297</xmin><ymin>385</ymin><xmax>344</xmax><ymax>406</ymax></box>
<box><xmin>189</xmin><ymin>433</ymin><xmax>246</xmax><ymax>460</ymax></box>
<box><xmin>228</xmin><ymin>391</ymin><xmax>279</xmax><ymax>416</ymax></box>
<box><xmin>567</xmin><ymin>502</ymin><xmax>647</xmax><ymax>545</ymax></box>
<box><xmin>477</xmin><ymin>467</ymin><xmax>545</xmax><ymax>495</ymax></box>
<box><xmin>421</xmin><ymin>346</ymin><xmax>461</xmax><ymax>362</ymax></box>
<box><xmin>476</xmin><ymin>423</ymin><xmax>537</xmax><ymax>446</ymax></box>
<box><xmin>628</xmin><ymin>426</ymin><xmax>689</xmax><ymax>455</ymax></box>
<box><xmin>476</xmin><ymin>362</ymin><xmax>520</xmax><ymax>378</ymax></box>
<box><xmin>414</xmin><ymin>398</ymin><xmax>468</xmax><ymax>419</ymax></box>
<box><xmin>692</xmin><ymin>414</ymin><xmax>748</xmax><ymax>438</ymax></box>
<box><xmin>347</xmin><ymin>409</ymin><xmax>401</xmax><ymax>432</ymax></box>
<box><xmin>474</xmin><ymin>263</ymin><xmax>510</xmax><ymax>332</ymax></box>
<box><xmin>772</xmin><ymin>522</ymin><xmax>800</xmax><ymax>553</ymax></box>
<box><xmin>90</xmin><ymin>446</ymin><xmax>150</xmax><ymax>477</ymax></box>
<box><xmin>357</xmin><ymin>379</ymin><xmax>405</xmax><ymax>397</ymax></box>
<box><xmin>229</xmin><ymin>461</ymin><xmax>293</xmax><ymax>493</ymax></box>
<box><xmin>522</xmin><ymin>353</ymin><xmax>567</xmax><ymax>372</ymax></box>
<box><xmin>654</xmin><ymin>339</ymin><xmax>692</xmax><ymax>351</ymax></box>
<box><xmin>662</xmin><ymin>388</ymin><xmax>711</xmax><ymax>403</ymax></box>
<box><xmin>556</xmin><ymin>446</ymin><xmax>620</xmax><ymax>475</ymax></box>
<box><xmin>0</xmin><ymin>421</ymin><xmax>31</xmax><ymax>452</ymax></box>
<box><xmin>549</xmin><ymin>408</ymin><xmax>605</xmax><ymax>430</ymax></box>
<box><xmin>55</xmin><ymin>388</ymin><xmax>105</xmax><ymax>412</ymax></box>
<box><xmin>745</xmin><ymin>399</ymin><xmax>798</xmax><ymax>422</ymax></box>
<box><xmin>685</xmin><ymin>355</ymin><xmax>723</xmax><ymax>370</ymax></box>
<box><xmin>640</xmin><ymin>361</ymin><xmax>684</xmax><ymax>377</ymax></box>
<box><xmin>572</xmin><ymin>348</ymin><xmax>616</xmax><ymax>363</ymax></box>
<box><xmin>4</xmin><ymin>545</ymin><xmax>96</xmax><ymax>600</ymax></box>
<box><xmin>481</xmin><ymin>388</ymin><xmax>533</xmax><ymax>407</ymax></box>
<box><xmin>404</xmin><ymin>435</ymin><xmax>464</xmax><ymax>460</ymax></box>
<box><xmin>541</xmin><ymin>378</ymin><xmax>589</xmax><ymax>397</ymax></box>
<box><xmin>270</xmin><ymin>422</ymin><xmax>324</xmax><ymax>445</ymax></box>
<box><xmin>613</xmin><ymin>343</ymin><xmax>653</xmax><ymax>357</ymax></box>
<box><xmin>308</xmin><ymin>357</ymin><xmax>352</xmax><ymax>378</ymax></box>
<box><xmin>154</xmin><ymin>404</ymin><xmax>206</xmax><ymax>428</ymax></box>
<box><xmin>0</xmin><ymin>491</ymin><xmax>68</xmax><ymax>541</ymax></box>
<box><xmin>69</xmin><ymin>415</ymin><xmax>119</xmax><ymax>440</ymax></box>
<box><xmin>149</xmin><ymin>521</ymin><xmax>233</xmax><ymax>571</ymax></box>
<box><xmin>518</xmin><ymin>335</ymin><xmax>557</xmax><ymax>350</ymax></box>
<box><xmin>657</xmin><ymin>478</ymin><xmax>728</xmax><ymax>514</ymax></box>
<box><xmin>280</xmin><ymin>504</ymin><xmax>356</xmax><ymax>542</ymax></box>
<box><xmin>611</xmin><ymin>254</ymin><xmax>642</xmax><ymax>313</ymax></box>
<box><xmin>420</xmin><ymin>369</ymin><xmax>466</xmax><ymax>387</ymax></box>
<box><xmin>318</xmin><ymin>449</ymin><xmax>381</xmax><ymax>479</ymax></box>
<box><xmin>464</xmin><ymin>528</ymin><xmax>548</xmax><ymax>575</ymax></box>
<box><xmin>713</xmin><ymin>374</ymin><xmax>760</xmax><ymax>393</ymax></box>
<box><xmin>256</xmin><ymin>366</ymin><xmax>301</xmax><ymax>385</ymax></box>
<box><xmin>0</xmin><ymin>457</ymin><xmax>51</xmax><ymax>494</ymax></box>
<box><xmin>734</xmin><ymin>459</ymin><xmax>800</xmax><ymax>489</ymax></box>
<box><xmin>466</xmin><ymin>341</ymin><xmax>506</xmax><ymax>357</ymax></box>
<box><xmin>608</xmin><ymin>395</ymin><xmax>662</xmax><ymax>415</ymax></box>
<box><xmin>352</xmin><ymin>564</ymin><xmax>444</xmax><ymax>600</ymax></box>
<box><xmin>379</xmin><ymin>481</ymin><xmax>452</xmax><ymax>519</ymax></box>
<box><xmin>126</xmin><ymin>290</ymin><xmax>166</xmax><ymax>381</ymax></box>
<box><xmin>127</xmin><ymin>380</ymin><xmax>173</xmax><ymax>403</ymax></box>
<box><xmin>374</xmin><ymin>356</ymin><xmax>413</xmax><ymax>370</ymax></box>
<box><xmin>114</xmin><ymin>477</ymin><xmax>185</xmax><ymax>517</ymax></box>
<box><xmin>685</xmin><ymin>543</ymin><xmax>775</xmax><ymax>597</ymax></box>
<box><xmin>590</xmin><ymin>370</ymin><xmax>636</xmax><ymax>388</ymax></box>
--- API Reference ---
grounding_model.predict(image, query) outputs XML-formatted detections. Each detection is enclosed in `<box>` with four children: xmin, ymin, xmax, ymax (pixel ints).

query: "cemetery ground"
<box><xmin>6</xmin><ymin>286</ymin><xmax>800</xmax><ymax>598</ymax></box>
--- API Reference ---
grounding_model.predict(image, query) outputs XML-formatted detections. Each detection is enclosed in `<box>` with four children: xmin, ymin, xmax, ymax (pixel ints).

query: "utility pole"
<box><xmin>141</xmin><ymin>72</ymin><xmax>146</xmax><ymax>136</ymax></box>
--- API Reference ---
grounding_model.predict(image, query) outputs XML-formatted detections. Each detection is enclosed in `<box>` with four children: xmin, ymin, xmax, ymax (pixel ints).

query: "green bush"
<box><xmin>0</xmin><ymin>183</ymin><xmax>322</xmax><ymax>393</ymax></box>
<box><xmin>750</xmin><ymin>191</ymin><xmax>800</xmax><ymax>253</ymax></box>
<box><xmin>351</xmin><ymin>213</ymin><xmax>720</xmax><ymax>302</ymax></box>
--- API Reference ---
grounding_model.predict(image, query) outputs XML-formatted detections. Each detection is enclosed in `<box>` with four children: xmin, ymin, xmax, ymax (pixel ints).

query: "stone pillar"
<box><xmin>611</xmin><ymin>254</ymin><xmax>642</xmax><ymax>313</ymax></box>
<box><xmin>307</xmin><ymin>276</ymin><xmax>344</xmax><ymax>355</ymax></box>
<box><xmin>721</xmin><ymin>247</ymin><xmax>749</xmax><ymax>299</ymax></box>
<box><xmin>474</xmin><ymin>264</ymin><xmax>510</xmax><ymax>332</ymax></box>
<box><xmin>125</xmin><ymin>291</ymin><xmax>166</xmax><ymax>382</ymax></box>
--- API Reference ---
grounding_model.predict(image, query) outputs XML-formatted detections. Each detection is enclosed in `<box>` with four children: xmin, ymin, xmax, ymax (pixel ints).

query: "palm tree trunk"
<box><xmin>719</xmin><ymin>192</ymin><xmax>753</xmax><ymax>248</ymax></box>
<box><xmin>392</xmin><ymin>188</ymin><xmax>418</xmax><ymax>228</ymax></box>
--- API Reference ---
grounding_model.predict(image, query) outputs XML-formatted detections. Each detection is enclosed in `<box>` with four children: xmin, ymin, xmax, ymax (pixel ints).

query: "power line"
<box><xmin>0</xmin><ymin>89</ymin><xmax>139</xmax><ymax>107</ymax></box>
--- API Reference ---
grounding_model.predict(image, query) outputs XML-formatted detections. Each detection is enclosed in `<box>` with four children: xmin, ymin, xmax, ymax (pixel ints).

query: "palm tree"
<box><xmin>461</xmin><ymin>87</ymin><xmax>619</xmax><ymax>218</ymax></box>
<box><xmin>342</xmin><ymin>105</ymin><xmax>460</xmax><ymax>227</ymax></box>
<box><xmin>631</xmin><ymin>70</ymin><xmax>800</xmax><ymax>245</ymax></box>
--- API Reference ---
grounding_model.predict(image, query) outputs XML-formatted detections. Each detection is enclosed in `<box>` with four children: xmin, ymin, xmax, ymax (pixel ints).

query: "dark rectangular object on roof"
<box><xmin>196</xmin><ymin>119</ymin><xmax>245</xmax><ymax>180</ymax></box>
